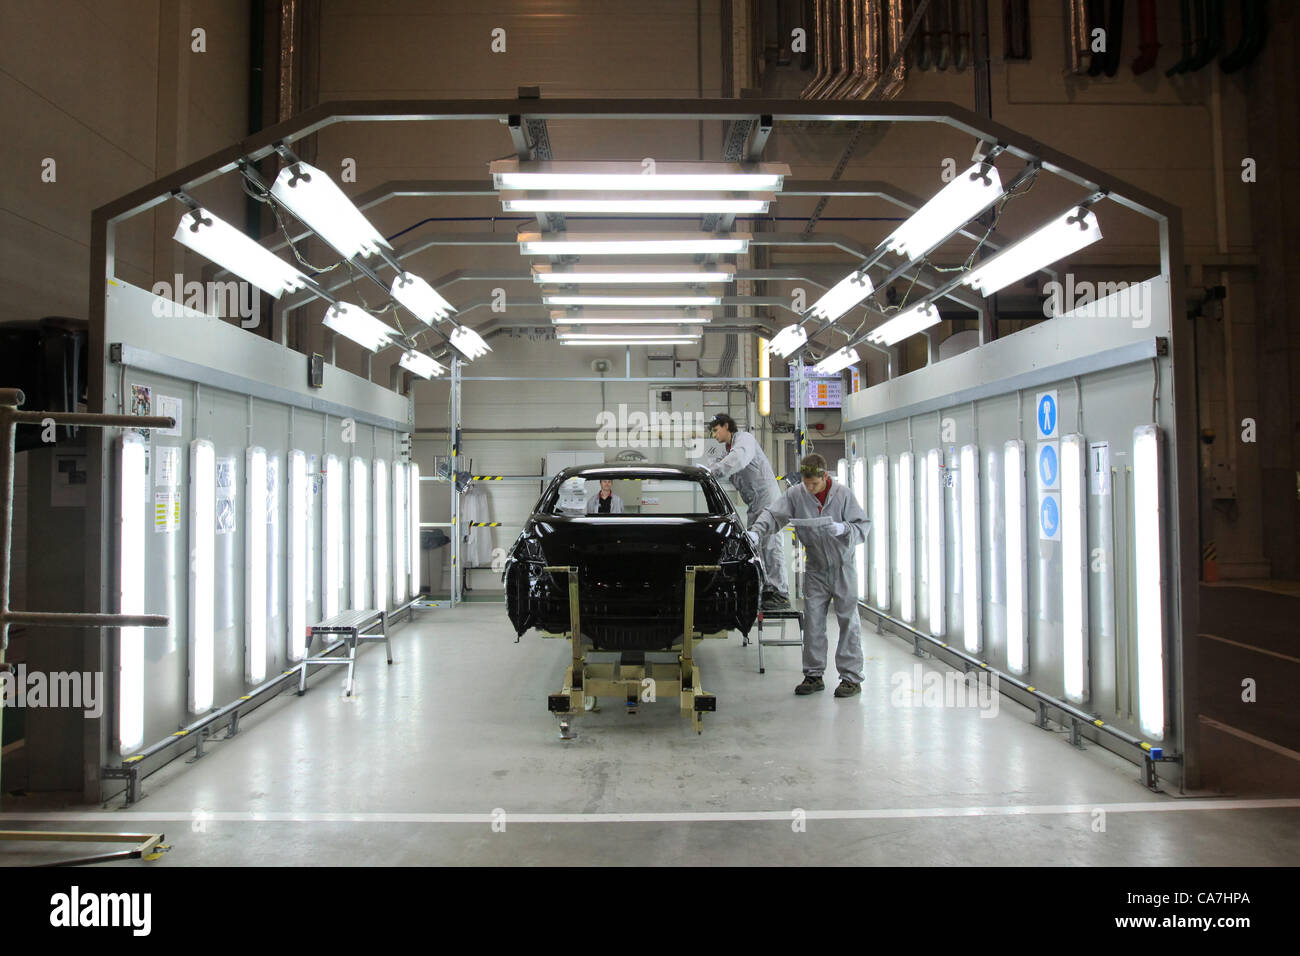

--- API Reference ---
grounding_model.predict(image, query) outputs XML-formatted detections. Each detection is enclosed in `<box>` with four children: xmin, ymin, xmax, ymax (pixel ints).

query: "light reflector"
<box><xmin>811</xmin><ymin>346</ymin><xmax>859</xmax><ymax>377</ymax></box>
<box><xmin>502</xmin><ymin>196</ymin><xmax>770</xmax><ymax>214</ymax></box>
<box><xmin>174</xmin><ymin>209</ymin><xmax>307</xmax><ymax>299</ymax></box>
<box><xmin>399</xmin><ymin>349</ymin><xmax>447</xmax><ymax>379</ymax></box>
<box><xmin>491</xmin><ymin>159</ymin><xmax>788</xmax><ymax>192</ymax></box>
<box><xmin>884</xmin><ymin>163</ymin><xmax>1005</xmax><ymax>261</ymax></box>
<box><xmin>807</xmin><ymin>269</ymin><xmax>875</xmax><ymax>323</ymax></box>
<box><xmin>544</xmin><ymin>296</ymin><xmax>720</xmax><ymax>307</ymax></box>
<box><xmin>271</xmin><ymin>161</ymin><xmax>390</xmax><ymax>260</ymax></box>
<box><xmin>323</xmin><ymin>302</ymin><xmax>396</xmax><ymax>352</ymax></box>
<box><xmin>390</xmin><ymin>272</ymin><xmax>454</xmax><ymax>324</ymax></box>
<box><xmin>393</xmin><ymin>462</ymin><xmax>408</xmax><ymax>605</ymax></box>
<box><xmin>767</xmin><ymin>325</ymin><xmax>808</xmax><ymax>358</ymax></box>
<box><xmin>963</xmin><ymin>209</ymin><xmax>1103</xmax><ymax>297</ymax></box>
<box><xmin>449</xmin><ymin>325</ymin><xmax>491</xmax><ymax>359</ymax></box>
<box><xmin>409</xmin><ymin>464</ymin><xmax>421</xmax><ymax>598</ymax></box>
<box><xmin>758</xmin><ymin>337</ymin><xmax>771</xmax><ymax>417</ymax></box>
<box><xmin>866</xmin><ymin>302</ymin><xmax>941</xmax><ymax>347</ymax></box>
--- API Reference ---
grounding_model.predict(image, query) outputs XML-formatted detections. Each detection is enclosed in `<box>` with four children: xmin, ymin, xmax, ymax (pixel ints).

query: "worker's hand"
<box><xmin>829</xmin><ymin>521</ymin><xmax>848</xmax><ymax>536</ymax></box>
<box><xmin>745</xmin><ymin>530</ymin><xmax>760</xmax><ymax>549</ymax></box>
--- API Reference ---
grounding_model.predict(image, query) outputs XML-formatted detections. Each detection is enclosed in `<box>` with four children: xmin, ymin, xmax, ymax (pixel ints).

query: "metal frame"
<box><xmin>86</xmin><ymin>97</ymin><xmax>1191</xmax><ymax>790</ymax></box>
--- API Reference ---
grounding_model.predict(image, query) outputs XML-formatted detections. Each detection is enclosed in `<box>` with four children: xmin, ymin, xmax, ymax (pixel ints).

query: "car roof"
<box><xmin>555</xmin><ymin>463</ymin><xmax>711</xmax><ymax>480</ymax></box>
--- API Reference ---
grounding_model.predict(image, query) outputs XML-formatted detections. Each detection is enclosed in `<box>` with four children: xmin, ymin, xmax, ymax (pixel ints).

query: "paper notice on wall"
<box><xmin>155</xmin><ymin>445</ymin><xmax>180</xmax><ymax>488</ymax></box>
<box><xmin>155</xmin><ymin>394</ymin><xmax>182</xmax><ymax>437</ymax></box>
<box><xmin>129</xmin><ymin>383</ymin><xmax>152</xmax><ymax>438</ymax></box>
<box><xmin>154</xmin><ymin>492</ymin><xmax>179</xmax><ymax>533</ymax></box>
<box><xmin>1089</xmin><ymin>441</ymin><xmax>1111</xmax><ymax>496</ymax></box>
<box><xmin>50</xmin><ymin>453</ymin><xmax>88</xmax><ymax>507</ymax></box>
<box><xmin>215</xmin><ymin>457</ymin><xmax>236</xmax><ymax>534</ymax></box>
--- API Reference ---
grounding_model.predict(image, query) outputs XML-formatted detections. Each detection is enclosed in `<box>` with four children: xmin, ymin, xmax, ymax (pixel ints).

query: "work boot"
<box><xmin>834</xmin><ymin>680</ymin><xmax>862</xmax><ymax>698</ymax></box>
<box><xmin>795</xmin><ymin>675</ymin><xmax>824</xmax><ymax>695</ymax></box>
<box><xmin>762</xmin><ymin>590</ymin><xmax>790</xmax><ymax>610</ymax></box>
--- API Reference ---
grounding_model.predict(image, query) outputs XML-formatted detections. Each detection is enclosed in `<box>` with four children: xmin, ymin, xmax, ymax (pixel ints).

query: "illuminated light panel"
<box><xmin>399</xmin><ymin>349</ymin><xmax>446</xmax><ymax>379</ymax></box>
<box><xmin>960</xmin><ymin>444</ymin><xmax>982</xmax><ymax>654</ymax></box>
<box><xmin>324</xmin><ymin>454</ymin><xmax>342</xmax><ymax>618</ymax></box>
<box><xmin>811</xmin><ymin>346</ymin><xmax>859</xmax><ymax>377</ymax></box>
<box><xmin>897</xmin><ymin>452</ymin><xmax>915</xmax><ymax>623</ymax></box>
<box><xmin>502</xmin><ymin>196</ymin><xmax>771</xmax><ymax>214</ymax></box>
<box><xmin>866</xmin><ymin>302</ymin><xmax>941</xmax><ymax>347</ymax></box>
<box><xmin>390</xmin><ymin>272</ymin><xmax>454</xmax><ymax>324</ymax></box>
<box><xmin>767</xmin><ymin>324</ymin><xmax>808</xmax><ymax>359</ymax></box>
<box><xmin>449</xmin><ymin>325</ymin><xmax>491</xmax><ymax>360</ymax></box>
<box><xmin>963</xmin><ymin>209</ymin><xmax>1103</xmax><ymax>297</ymax></box>
<box><xmin>374</xmin><ymin>459</ymin><xmax>389</xmax><ymax>613</ymax></box>
<box><xmin>323</xmin><ymin>302</ymin><xmax>396</xmax><ymax>352</ymax></box>
<box><xmin>1004</xmin><ymin>440</ymin><xmax>1028</xmax><ymax>675</ymax></box>
<box><xmin>532</xmin><ymin>265</ymin><xmax>734</xmax><ymax>284</ymax></box>
<box><xmin>558</xmin><ymin>331</ymin><xmax>702</xmax><ymax>341</ymax></box>
<box><xmin>393</xmin><ymin>462</ymin><xmax>408</xmax><ymax>605</ymax></box>
<box><xmin>173</xmin><ymin>208</ymin><xmax>307</xmax><ymax>299</ymax></box>
<box><xmin>518</xmin><ymin>233</ymin><xmax>750</xmax><ymax>256</ymax></box>
<box><xmin>491</xmin><ymin>159</ymin><xmax>788</xmax><ymax>192</ymax></box>
<box><xmin>807</xmin><ymin>270</ymin><xmax>875</xmax><ymax>324</ymax></box>
<box><xmin>1062</xmin><ymin>434</ymin><xmax>1088</xmax><ymax>702</ymax></box>
<box><xmin>872</xmin><ymin>456</ymin><xmax>889</xmax><ymax>611</ymax></box>
<box><xmin>926</xmin><ymin>448</ymin><xmax>945</xmax><ymax>636</ymax></box>
<box><xmin>544</xmin><ymin>296</ymin><xmax>720</xmax><ymax>307</ymax></box>
<box><xmin>1133</xmin><ymin>425</ymin><xmax>1165</xmax><ymax>739</ymax></box>
<box><xmin>758</xmin><ymin>337</ymin><xmax>771</xmax><ymax>417</ymax></box>
<box><xmin>288</xmin><ymin>450</ymin><xmax>308</xmax><ymax>663</ymax></box>
<box><xmin>351</xmin><ymin>457</ymin><xmax>368</xmax><ymax>610</ymax></box>
<box><xmin>409</xmin><ymin>464</ymin><xmax>421</xmax><ymax>598</ymax></box>
<box><xmin>884</xmin><ymin>163</ymin><xmax>1004</xmax><ymax>261</ymax></box>
<box><xmin>118</xmin><ymin>435</ymin><xmax>147</xmax><ymax>753</ymax></box>
<box><xmin>852</xmin><ymin>459</ymin><xmax>866</xmax><ymax>602</ymax></box>
<box><xmin>187</xmin><ymin>439</ymin><xmax>215</xmax><ymax>715</ymax></box>
<box><xmin>245</xmin><ymin>447</ymin><xmax>268</xmax><ymax>684</ymax></box>
<box><xmin>271</xmin><ymin>161</ymin><xmax>390</xmax><ymax>260</ymax></box>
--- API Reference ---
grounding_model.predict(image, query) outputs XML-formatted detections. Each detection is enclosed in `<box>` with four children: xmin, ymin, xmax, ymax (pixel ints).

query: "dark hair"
<box><xmin>708</xmin><ymin>413</ymin><xmax>738</xmax><ymax>434</ymax></box>
<box><xmin>799</xmin><ymin>453</ymin><xmax>828</xmax><ymax>476</ymax></box>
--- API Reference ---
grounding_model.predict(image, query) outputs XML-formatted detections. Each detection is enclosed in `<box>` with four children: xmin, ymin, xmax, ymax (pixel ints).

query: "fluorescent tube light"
<box><xmin>758</xmin><ymin>337</ymin><xmax>771</xmax><ymax>417</ymax></box>
<box><xmin>491</xmin><ymin>159</ymin><xmax>788</xmax><ymax>192</ymax></box>
<box><xmin>324</xmin><ymin>454</ymin><xmax>342</xmax><ymax>618</ymax></box>
<box><xmin>174</xmin><ymin>209</ymin><xmax>307</xmax><ymax>299</ymax></box>
<box><xmin>811</xmin><ymin>346</ymin><xmax>859</xmax><ymax>376</ymax></box>
<box><xmin>390</xmin><ymin>272</ymin><xmax>454</xmax><ymax>324</ymax></box>
<box><xmin>502</xmin><ymin>196</ymin><xmax>770</xmax><ymax>214</ymax></box>
<box><xmin>409</xmin><ymin>464</ymin><xmax>421</xmax><ymax>599</ymax></box>
<box><xmin>853</xmin><ymin>459</ymin><xmax>867</xmax><ymax>602</ymax></box>
<box><xmin>562</xmin><ymin>340</ymin><xmax>698</xmax><ymax>346</ymax></box>
<box><xmin>374</xmin><ymin>459</ymin><xmax>388</xmax><ymax>613</ymax></box>
<box><xmin>926</xmin><ymin>448</ymin><xmax>945</xmax><ymax>636</ymax></box>
<box><xmin>872</xmin><ymin>456</ymin><xmax>889</xmax><ymax>611</ymax></box>
<box><xmin>866</xmin><ymin>302</ymin><xmax>941</xmax><ymax>347</ymax></box>
<box><xmin>1061</xmin><ymin>434</ymin><xmax>1088</xmax><ymax>702</ymax></box>
<box><xmin>960</xmin><ymin>444</ymin><xmax>982</xmax><ymax>654</ymax></box>
<box><xmin>393</xmin><ymin>462</ymin><xmax>408</xmax><ymax>605</ymax></box>
<box><xmin>271</xmin><ymin>161</ymin><xmax>390</xmax><ymax>260</ymax></box>
<box><xmin>449</xmin><ymin>325</ymin><xmax>491</xmax><ymax>359</ymax></box>
<box><xmin>898</xmin><ymin>452</ymin><xmax>915</xmax><ymax>623</ymax></box>
<box><xmin>351</xmin><ymin>457</ymin><xmax>368</xmax><ymax>610</ymax></box>
<box><xmin>518</xmin><ymin>234</ymin><xmax>750</xmax><ymax>256</ymax></box>
<box><xmin>963</xmin><ymin>209</ymin><xmax>1103</xmax><ymax>297</ymax></box>
<box><xmin>118</xmin><ymin>435</ymin><xmax>146</xmax><ymax>753</ymax></box>
<box><xmin>323</xmin><ymin>302</ymin><xmax>397</xmax><ymax>352</ymax></box>
<box><xmin>807</xmin><ymin>269</ymin><xmax>875</xmax><ymax>323</ymax></box>
<box><xmin>837</xmin><ymin>458</ymin><xmax>848</xmax><ymax>486</ymax></box>
<box><xmin>399</xmin><ymin>349</ymin><xmax>446</xmax><ymax>379</ymax></box>
<box><xmin>288</xmin><ymin>450</ymin><xmax>308</xmax><ymax>663</ymax></box>
<box><xmin>884</xmin><ymin>164</ymin><xmax>1004</xmax><ymax>261</ymax></box>
<box><xmin>187</xmin><ymin>439</ymin><xmax>215</xmax><ymax>714</ymax></box>
<box><xmin>245</xmin><ymin>447</ymin><xmax>267</xmax><ymax>684</ymax></box>
<box><xmin>543</xmin><ymin>296</ymin><xmax>721</xmax><ymax>307</ymax></box>
<box><xmin>1004</xmin><ymin>440</ymin><xmax>1028</xmax><ymax>674</ymax></box>
<box><xmin>532</xmin><ymin>265</ymin><xmax>735</xmax><ymax>284</ymax></box>
<box><xmin>1133</xmin><ymin>425</ymin><xmax>1165</xmax><ymax>739</ymax></box>
<box><xmin>767</xmin><ymin>324</ymin><xmax>808</xmax><ymax>358</ymax></box>
<box><xmin>558</xmin><ymin>331</ymin><xmax>702</xmax><ymax>341</ymax></box>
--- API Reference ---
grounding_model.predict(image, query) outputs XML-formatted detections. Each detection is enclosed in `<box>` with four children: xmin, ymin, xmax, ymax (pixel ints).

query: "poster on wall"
<box><xmin>154</xmin><ymin>445</ymin><xmax>180</xmax><ymax>488</ymax></box>
<box><xmin>155</xmin><ymin>394</ymin><xmax>182</xmax><ymax>437</ymax></box>
<box><xmin>154</xmin><ymin>491</ymin><xmax>179</xmax><ymax>533</ymax></box>
<box><xmin>215</xmin><ymin>457</ymin><xmax>236</xmax><ymax>534</ymax></box>
<box><xmin>129</xmin><ymin>383</ymin><xmax>152</xmax><ymax>438</ymax></box>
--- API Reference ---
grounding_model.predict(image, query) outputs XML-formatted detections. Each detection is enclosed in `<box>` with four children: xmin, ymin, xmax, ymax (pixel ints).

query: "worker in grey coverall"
<box><xmin>747</xmin><ymin>453</ymin><xmax>871</xmax><ymax>697</ymax></box>
<box><xmin>704</xmin><ymin>413</ymin><xmax>789</xmax><ymax>606</ymax></box>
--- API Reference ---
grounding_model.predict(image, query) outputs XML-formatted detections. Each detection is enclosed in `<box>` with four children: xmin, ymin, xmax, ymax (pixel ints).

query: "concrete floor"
<box><xmin>4</xmin><ymin>602</ymin><xmax>1300</xmax><ymax>865</ymax></box>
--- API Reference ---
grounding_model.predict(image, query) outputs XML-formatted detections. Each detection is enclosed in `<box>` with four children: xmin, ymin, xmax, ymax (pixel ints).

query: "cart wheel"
<box><xmin>558</xmin><ymin>720</ymin><xmax>575</xmax><ymax>740</ymax></box>
<box><xmin>583</xmin><ymin>695</ymin><xmax>599</xmax><ymax>712</ymax></box>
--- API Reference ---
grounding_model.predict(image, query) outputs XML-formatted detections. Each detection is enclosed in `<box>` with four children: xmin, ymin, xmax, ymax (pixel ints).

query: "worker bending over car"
<box><xmin>747</xmin><ymin>453</ymin><xmax>871</xmax><ymax>698</ymax></box>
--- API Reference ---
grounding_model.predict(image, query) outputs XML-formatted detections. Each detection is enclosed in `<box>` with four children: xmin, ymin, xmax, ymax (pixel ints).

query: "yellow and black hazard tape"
<box><xmin>471</xmin><ymin>475</ymin><xmax>505</xmax><ymax>480</ymax></box>
<box><xmin>469</xmin><ymin>521</ymin><xmax>502</xmax><ymax>527</ymax></box>
<box><xmin>1202</xmin><ymin>542</ymin><xmax>1217</xmax><ymax>561</ymax></box>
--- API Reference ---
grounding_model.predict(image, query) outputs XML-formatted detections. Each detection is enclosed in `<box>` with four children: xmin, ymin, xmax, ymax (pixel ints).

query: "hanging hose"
<box><xmin>1131</xmin><ymin>0</ymin><xmax>1160</xmax><ymax>74</ymax></box>
<box><xmin>914</xmin><ymin>0</ymin><xmax>934</xmax><ymax>70</ymax></box>
<box><xmin>1103</xmin><ymin>0</ymin><xmax>1125</xmax><ymax>76</ymax></box>
<box><xmin>1220</xmin><ymin>0</ymin><xmax>1268</xmax><ymax>73</ymax></box>
<box><xmin>950</xmin><ymin>0</ymin><xmax>969</xmax><ymax>71</ymax></box>
<box><xmin>933</xmin><ymin>0</ymin><xmax>951</xmax><ymax>71</ymax></box>
<box><xmin>1183</xmin><ymin>0</ymin><xmax>1223</xmax><ymax>72</ymax></box>
<box><xmin>1087</xmin><ymin>0</ymin><xmax>1106</xmax><ymax>75</ymax></box>
<box><xmin>1166</xmin><ymin>0</ymin><xmax>1194</xmax><ymax>75</ymax></box>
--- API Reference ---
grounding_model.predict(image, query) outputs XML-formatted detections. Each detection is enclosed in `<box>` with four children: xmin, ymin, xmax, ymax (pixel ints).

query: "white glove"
<box><xmin>745</xmin><ymin>530</ymin><xmax>760</xmax><ymax>548</ymax></box>
<box><xmin>830</xmin><ymin>521</ymin><xmax>848</xmax><ymax>536</ymax></box>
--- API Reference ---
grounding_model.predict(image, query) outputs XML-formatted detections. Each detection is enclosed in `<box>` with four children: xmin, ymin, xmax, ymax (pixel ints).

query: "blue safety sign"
<box><xmin>1036</xmin><ymin>390</ymin><xmax>1059</xmax><ymax>439</ymax></box>
<box><xmin>1040</xmin><ymin>493</ymin><xmax>1061</xmax><ymax>540</ymax></box>
<box><xmin>1037</xmin><ymin>441</ymin><xmax>1059</xmax><ymax>489</ymax></box>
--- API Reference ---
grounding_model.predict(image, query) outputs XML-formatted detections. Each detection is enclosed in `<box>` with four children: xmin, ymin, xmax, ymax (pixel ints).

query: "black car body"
<box><xmin>503</xmin><ymin>464</ymin><xmax>763</xmax><ymax>650</ymax></box>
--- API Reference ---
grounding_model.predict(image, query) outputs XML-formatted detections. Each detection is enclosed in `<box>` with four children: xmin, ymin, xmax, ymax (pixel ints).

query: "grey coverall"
<box><xmin>750</xmin><ymin>479</ymin><xmax>871</xmax><ymax>683</ymax></box>
<box><xmin>584</xmin><ymin>492</ymin><xmax>623</xmax><ymax>514</ymax></box>
<box><xmin>707</xmin><ymin>431</ymin><xmax>789</xmax><ymax>596</ymax></box>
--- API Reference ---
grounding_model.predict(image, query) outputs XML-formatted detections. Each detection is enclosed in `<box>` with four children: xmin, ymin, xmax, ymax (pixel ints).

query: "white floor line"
<box><xmin>4</xmin><ymin>798</ymin><xmax>1300</xmax><ymax>825</ymax></box>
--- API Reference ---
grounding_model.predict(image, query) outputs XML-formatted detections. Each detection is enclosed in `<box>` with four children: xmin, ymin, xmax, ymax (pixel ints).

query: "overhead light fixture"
<box><xmin>449</xmin><ymin>325</ymin><xmax>491</xmax><ymax>359</ymax></box>
<box><xmin>1132</xmin><ymin>425</ymin><xmax>1165</xmax><ymax>739</ymax></box>
<box><xmin>393</xmin><ymin>462</ymin><xmax>408</xmax><ymax>606</ymax></box>
<box><xmin>270</xmin><ymin>161</ymin><xmax>390</xmax><ymax>260</ymax></box>
<box><xmin>553</xmin><ymin>316</ymin><xmax>712</xmax><ymax>325</ymax></box>
<box><xmin>374</xmin><ymin>459</ymin><xmax>389</xmax><ymax>614</ymax></box>
<box><xmin>1004</xmin><ymin>440</ymin><xmax>1028</xmax><ymax>674</ymax></box>
<box><xmin>871</xmin><ymin>456</ymin><xmax>889</xmax><ymax>611</ymax></box>
<box><xmin>562</xmin><ymin>339</ymin><xmax>698</xmax><ymax>347</ymax></box>
<box><xmin>865</xmin><ymin>302</ymin><xmax>941</xmax><ymax>347</ymax></box>
<box><xmin>811</xmin><ymin>346</ymin><xmax>859</xmax><ymax>376</ymax></box>
<box><xmin>187</xmin><ymin>439</ymin><xmax>215</xmax><ymax>715</ymax></box>
<box><xmin>491</xmin><ymin>159</ymin><xmax>789</xmax><ymax>192</ymax></box>
<box><xmin>807</xmin><ymin>269</ymin><xmax>875</xmax><ymax>324</ymax></box>
<box><xmin>558</xmin><ymin>331</ymin><xmax>702</xmax><ymax>341</ymax></box>
<box><xmin>409</xmin><ymin>464</ymin><xmax>421</xmax><ymax>599</ymax></box>
<box><xmin>963</xmin><ymin>208</ymin><xmax>1103</xmax><ymax>297</ymax></box>
<box><xmin>884</xmin><ymin>163</ymin><xmax>1005</xmax><ymax>261</ymax></box>
<box><xmin>1061</xmin><ymin>433</ymin><xmax>1088</xmax><ymax>702</ymax></box>
<box><xmin>758</xmin><ymin>337</ymin><xmax>771</xmax><ymax>417</ymax></box>
<box><xmin>518</xmin><ymin>233</ymin><xmax>750</xmax><ymax>256</ymax></box>
<box><xmin>399</xmin><ymin>349</ymin><xmax>447</xmax><ymax>379</ymax></box>
<box><xmin>543</xmin><ymin>295</ymin><xmax>721</xmax><ymax>307</ymax></box>
<box><xmin>118</xmin><ymin>435</ymin><xmax>146</xmax><ymax>753</ymax></box>
<box><xmin>502</xmin><ymin>195</ymin><xmax>771</xmax><ymax>215</ymax></box>
<box><xmin>390</xmin><ymin>272</ymin><xmax>454</xmax><ymax>324</ymax></box>
<box><xmin>768</xmin><ymin>324</ymin><xmax>808</xmax><ymax>358</ymax></box>
<box><xmin>926</xmin><ymin>448</ymin><xmax>945</xmax><ymax>636</ymax></box>
<box><xmin>897</xmin><ymin>452</ymin><xmax>915</xmax><ymax>623</ymax></box>
<box><xmin>324</xmin><ymin>454</ymin><xmax>343</xmax><ymax>618</ymax></box>
<box><xmin>532</xmin><ymin>265</ymin><xmax>735</xmax><ymax>284</ymax></box>
<box><xmin>322</xmin><ymin>302</ymin><xmax>397</xmax><ymax>352</ymax></box>
<box><xmin>245</xmin><ymin>447</ymin><xmax>268</xmax><ymax>684</ymax></box>
<box><xmin>174</xmin><ymin>209</ymin><xmax>307</xmax><ymax>299</ymax></box>
<box><xmin>853</xmin><ymin>459</ymin><xmax>867</xmax><ymax>602</ymax></box>
<box><xmin>960</xmin><ymin>444</ymin><xmax>982</xmax><ymax>654</ymax></box>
